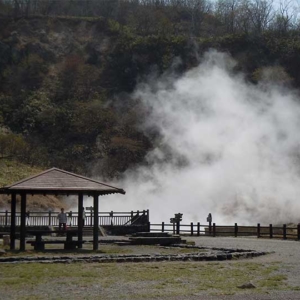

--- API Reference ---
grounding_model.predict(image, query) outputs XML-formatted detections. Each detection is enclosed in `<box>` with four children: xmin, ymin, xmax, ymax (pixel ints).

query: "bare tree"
<box><xmin>271</xmin><ymin>0</ymin><xmax>296</xmax><ymax>33</ymax></box>
<box><xmin>180</xmin><ymin>0</ymin><xmax>212</xmax><ymax>35</ymax></box>
<box><xmin>215</xmin><ymin>0</ymin><xmax>240</xmax><ymax>33</ymax></box>
<box><xmin>247</xmin><ymin>0</ymin><xmax>275</xmax><ymax>33</ymax></box>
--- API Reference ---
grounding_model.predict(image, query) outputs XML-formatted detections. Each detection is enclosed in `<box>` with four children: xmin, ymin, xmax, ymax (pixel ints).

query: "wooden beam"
<box><xmin>10</xmin><ymin>193</ymin><xmax>16</xmax><ymax>250</ymax></box>
<box><xmin>20</xmin><ymin>193</ymin><xmax>26</xmax><ymax>251</ymax></box>
<box><xmin>78</xmin><ymin>193</ymin><xmax>83</xmax><ymax>248</ymax></box>
<box><xmin>93</xmin><ymin>193</ymin><xmax>99</xmax><ymax>250</ymax></box>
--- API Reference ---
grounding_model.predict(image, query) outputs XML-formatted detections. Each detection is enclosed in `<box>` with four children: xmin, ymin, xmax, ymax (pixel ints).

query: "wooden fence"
<box><xmin>0</xmin><ymin>209</ymin><xmax>149</xmax><ymax>227</ymax></box>
<box><xmin>2</xmin><ymin>210</ymin><xmax>299</xmax><ymax>240</ymax></box>
<box><xmin>149</xmin><ymin>222</ymin><xmax>300</xmax><ymax>240</ymax></box>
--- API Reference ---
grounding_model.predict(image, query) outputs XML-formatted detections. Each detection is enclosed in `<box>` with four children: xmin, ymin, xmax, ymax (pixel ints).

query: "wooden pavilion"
<box><xmin>0</xmin><ymin>167</ymin><xmax>126</xmax><ymax>251</ymax></box>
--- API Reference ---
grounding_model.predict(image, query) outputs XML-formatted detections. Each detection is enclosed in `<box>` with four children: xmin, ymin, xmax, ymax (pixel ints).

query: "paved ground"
<box><xmin>183</xmin><ymin>236</ymin><xmax>300</xmax><ymax>300</ymax></box>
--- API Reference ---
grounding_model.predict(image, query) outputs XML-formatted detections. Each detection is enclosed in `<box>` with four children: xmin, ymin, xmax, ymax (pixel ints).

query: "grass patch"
<box><xmin>0</xmin><ymin>260</ymin><xmax>289</xmax><ymax>298</ymax></box>
<box><xmin>0</xmin><ymin>159</ymin><xmax>42</xmax><ymax>187</ymax></box>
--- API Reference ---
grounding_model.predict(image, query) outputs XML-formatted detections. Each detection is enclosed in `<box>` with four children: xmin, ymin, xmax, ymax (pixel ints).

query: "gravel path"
<box><xmin>181</xmin><ymin>236</ymin><xmax>300</xmax><ymax>300</ymax></box>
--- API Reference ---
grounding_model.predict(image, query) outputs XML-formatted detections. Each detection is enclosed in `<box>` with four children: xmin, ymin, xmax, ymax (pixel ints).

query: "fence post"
<box><xmin>257</xmin><ymin>223</ymin><xmax>260</xmax><ymax>238</ymax></box>
<box><xmin>283</xmin><ymin>224</ymin><xmax>287</xmax><ymax>240</ymax></box>
<box><xmin>147</xmin><ymin>209</ymin><xmax>149</xmax><ymax>222</ymax></box>
<box><xmin>234</xmin><ymin>223</ymin><xmax>238</xmax><ymax>237</ymax></box>
<box><xmin>5</xmin><ymin>210</ymin><xmax>8</xmax><ymax>226</ymax></box>
<box><xmin>162</xmin><ymin>222</ymin><xmax>164</xmax><ymax>233</ymax></box>
<box><xmin>110</xmin><ymin>211</ymin><xmax>113</xmax><ymax>226</ymax></box>
<box><xmin>147</xmin><ymin>222</ymin><xmax>150</xmax><ymax>232</ymax></box>
<box><xmin>213</xmin><ymin>223</ymin><xmax>216</xmax><ymax>237</ymax></box>
<box><xmin>298</xmin><ymin>224</ymin><xmax>300</xmax><ymax>240</ymax></box>
<box><xmin>48</xmin><ymin>210</ymin><xmax>52</xmax><ymax>226</ymax></box>
<box><xmin>269</xmin><ymin>224</ymin><xmax>273</xmax><ymax>238</ymax></box>
<box><xmin>176</xmin><ymin>222</ymin><xmax>180</xmax><ymax>235</ymax></box>
<box><xmin>197</xmin><ymin>222</ymin><xmax>200</xmax><ymax>236</ymax></box>
<box><xmin>191</xmin><ymin>222</ymin><xmax>193</xmax><ymax>236</ymax></box>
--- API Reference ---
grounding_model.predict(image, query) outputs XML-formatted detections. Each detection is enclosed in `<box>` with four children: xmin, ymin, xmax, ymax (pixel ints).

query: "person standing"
<box><xmin>68</xmin><ymin>211</ymin><xmax>73</xmax><ymax>227</ymax></box>
<box><xmin>26</xmin><ymin>211</ymin><xmax>30</xmax><ymax>226</ymax></box>
<box><xmin>82</xmin><ymin>208</ymin><xmax>86</xmax><ymax>227</ymax></box>
<box><xmin>57</xmin><ymin>208</ymin><xmax>67</xmax><ymax>231</ymax></box>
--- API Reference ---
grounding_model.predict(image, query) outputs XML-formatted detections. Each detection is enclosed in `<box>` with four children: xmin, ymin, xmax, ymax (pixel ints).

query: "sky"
<box><xmin>86</xmin><ymin>50</ymin><xmax>300</xmax><ymax>226</ymax></box>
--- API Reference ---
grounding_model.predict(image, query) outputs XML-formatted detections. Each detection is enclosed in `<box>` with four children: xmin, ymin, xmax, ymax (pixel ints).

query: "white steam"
<box><xmin>93</xmin><ymin>50</ymin><xmax>300</xmax><ymax>225</ymax></box>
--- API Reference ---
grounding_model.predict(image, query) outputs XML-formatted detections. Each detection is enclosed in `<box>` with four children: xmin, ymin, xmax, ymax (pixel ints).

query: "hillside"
<box><xmin>1</xmin><ymin>1</ymin><xmax>300</xmax><ymax>196</ymax></box>
<box><xmin>0</xmin><ymin>159</ymin><xmax>67</xmax><ymax>210</ymax></box>
<box><xmin>0</xmin><ymin>16</ymin><xmax>155</xmax><ymax>179</ymax></box>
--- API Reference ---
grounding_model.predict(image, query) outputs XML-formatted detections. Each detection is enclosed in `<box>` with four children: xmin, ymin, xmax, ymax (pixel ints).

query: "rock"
<box><xmin>0</xmin><ymin>249</ymin><xmax>6</xmax><ymax>254</ymax></box>
<box><xmin>237</xmin><ymin>282</ymin><xmax>256</xmax><ymax>289</ymax></box>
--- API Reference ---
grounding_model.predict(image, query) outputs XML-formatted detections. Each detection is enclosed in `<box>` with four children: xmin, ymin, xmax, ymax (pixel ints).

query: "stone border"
<box><xmin>0</xmin><ymin>244</ymin><xmax>269</xmax><ymax>264</ymax></box>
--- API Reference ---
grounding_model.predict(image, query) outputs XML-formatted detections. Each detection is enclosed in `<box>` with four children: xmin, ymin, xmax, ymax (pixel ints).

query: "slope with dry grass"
<box><xmin>0</xmin><ymin>159</ymin><xmax>66</xmax><ymax>210</ymax></box>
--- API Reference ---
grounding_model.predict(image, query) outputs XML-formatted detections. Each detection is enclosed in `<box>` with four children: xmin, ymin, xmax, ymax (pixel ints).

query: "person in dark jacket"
<box><xmin>57</xmin><ymin>208</ymin><xmax>67</xmax><ymax>231</ymax></box>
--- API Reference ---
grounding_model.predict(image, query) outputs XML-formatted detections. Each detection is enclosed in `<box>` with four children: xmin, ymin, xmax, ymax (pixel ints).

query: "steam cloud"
<box><xmin>93</xmin><ymin>50</ymin><xmax>300</xmax><ymax>225</ymax></box>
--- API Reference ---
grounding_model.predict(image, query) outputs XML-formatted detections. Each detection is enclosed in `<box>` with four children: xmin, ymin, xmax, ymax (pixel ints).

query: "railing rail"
<box><xmin>0</xmin><ymin>209</ymin><xmax>149</xmax><ymax>227</ymax></box>
<box><xmin>149</xmin><ymin>222</ymin><xmax>300</xmax><ymax>240</ymax></box>
<box><xmin>2</xmin><ymin>210</ymin><xmax>299</xmax><ymax>240</ymax></box>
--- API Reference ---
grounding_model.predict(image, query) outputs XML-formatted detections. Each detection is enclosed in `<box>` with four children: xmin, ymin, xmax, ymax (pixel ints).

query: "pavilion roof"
<box><xmin>0</xmin><ymin>167</ymin><xmax>126</xmax><ymax>196</ymax></box>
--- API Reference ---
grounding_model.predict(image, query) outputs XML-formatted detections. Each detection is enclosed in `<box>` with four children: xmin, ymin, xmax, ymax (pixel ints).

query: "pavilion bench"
<box><xmin>26</xmin><ymin>240</ymin><xmax>86</xmax><ymax>251</ymax></box>
<box><xmin>0</xmin><ymin>232</ymin><xmax>10</xmax><ymax>237</ymax></box>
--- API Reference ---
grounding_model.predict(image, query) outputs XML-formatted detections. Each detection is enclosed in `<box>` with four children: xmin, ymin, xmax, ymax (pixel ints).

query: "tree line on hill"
<box><xmin>0</xmin><ymin>0</ymin><xmax>298</xmax><ymax>36</ymax></box>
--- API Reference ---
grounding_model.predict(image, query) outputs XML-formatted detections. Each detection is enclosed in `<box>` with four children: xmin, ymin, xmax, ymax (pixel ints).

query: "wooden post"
<box><xmin>297</xmin><ymin>224</ymin><xmax>300</xmax><ymax>240</ymax></box>
<box><xmin>257</xmin><ymin>223</ymin><xmax>260</xmax><ymax>238</ymax></box>
<box><xmin>283</xmin><ymin>224</ymin><xmax>287</xmax><ymax>240</ymax></box>
<box><xmin>78</xmin><ymin>193</ymin><xmax>83</xmax><ymax>248</ymax></box>
<box><xmin>234</xmin><ymin>223</ymin><xmax>238</xmax><ymax>237</ymax></box>
<box><xmin>48</xmin><ymin>210</ymin><xmax>51</xmax><ymax>226</ymax></box>
<box><xmin>10</xmin><ymin>194</ymin><xmax>16</xmax><ymax>250</ymax></box>
<box><xmin>213</xmin><ymin>223</ymin><xmax>216</xmax><ymax>237</ymax></box>
<box><xmin>197</xmin><ymin>222</ymin><xmax>200</xmax><ymax>236</ymax></box>
<box><xmin>90</xmin><ymin>207</ymin><xmax>93</xmax><ymax>227</ymax></box>
<box><xmin>93</xmin><ymin>194</ymin><xmax>99</xmax><ymax>250</ymax></box>
<box><xmin>162</xmin><ymin>222</ymin><xmax>164</xmax><ymax>233</ymax></box>
<box><xmin>147</xmin><ymin>222</ymin><xmax>150</xmax><ymax>232</ymax></box>
<box><xmin>20</xmin><ymin>193</ymin><xmax>27</xmax><ymax>251</ymax></box>
<box><xmin>5</xmin><ymin>210</ymin><xmax>8</xmax><ymax>226</ymax></box>
<box><xmin>176</xmin><ymin>221</ymin><xmax>180</xmax><ymax>235</ymax></box>
<box><xmin>110</xmin><ymin>211</ymin><xmax>113</xmax><ymax>225</ymax></box>
<box><xmin>209</xmin><ymin>222</ymin><xmax>212</xmax><ymax>235</ymax></box>
<box><xmin>191</xmin><ymin>222</ymin><xmax>193</xmax><ymax>236</ymax></box>
<box><xmin>147</xmin><ymin>209</ymin><xmax>149</xmax><ymax>222</ymax></box>
<box><xmin>269</xmin><ymin>224</ymin><xmax>273</xmax><ymax>239</ymax></box>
